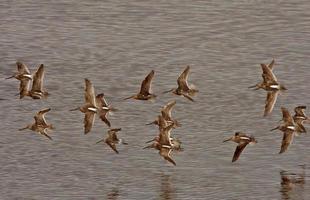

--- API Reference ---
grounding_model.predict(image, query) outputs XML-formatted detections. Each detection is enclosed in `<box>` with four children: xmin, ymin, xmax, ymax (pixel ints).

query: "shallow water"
<box><xmin>1</xmin><ymin>0</ymin><xmax>310</xmax><ymax>199</ymax></box>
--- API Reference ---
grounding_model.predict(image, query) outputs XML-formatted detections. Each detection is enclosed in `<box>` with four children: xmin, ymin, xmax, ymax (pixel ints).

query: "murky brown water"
<box><xmin>1</xmin><ymin>0</ymin><xmax>310</xmax><ymax>199</ymax></box>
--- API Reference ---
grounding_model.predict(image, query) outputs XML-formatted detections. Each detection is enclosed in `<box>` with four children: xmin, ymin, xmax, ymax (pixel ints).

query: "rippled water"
<box><xmin>1</xmin><ymin>0</ymin><xmax>310</xmax><ymax>199</ymax></box>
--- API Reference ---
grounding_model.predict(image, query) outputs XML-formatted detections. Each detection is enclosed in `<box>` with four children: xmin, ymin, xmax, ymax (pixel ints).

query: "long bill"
<box><xmin>162</xmin><ymin>89</ymin><xmax>174</xmax><ymax>94</ymax></box>
<box><xmin>19</xmin><ymin>126</ymin><xmax>29</xmax><ymax>131</ymax></box>
<box><xmin>5</xmin><ymin>75</ymin><xmax>15</xmax><ymax>79</ymax></box>
<box><xmin>270</xmin><ymin>126</ymin><xmax>279</xmax><ymax>131</ymax></box>
<box><xmin>145</xmin><ymin>138</ymin><xmax>156</xmax><ymax>143</ymax></box>
<box><xmin>223</xmin><ymin>138</ymin><xmax>232</xmax><ymax>143</ymax></box>
<box><xmin>69</xmin><ymin>107</ymin><xmax>79</xmax><ymax>111</ymax></box>
<box><xmin>96</xmin><ymin>138</ymin><xmax>105</xmax><ymax>144</ymax></box>
<box><xmin>123</xmin><ymin>95</ymin><xmax>135</xmax><ymax>100</ymax></box>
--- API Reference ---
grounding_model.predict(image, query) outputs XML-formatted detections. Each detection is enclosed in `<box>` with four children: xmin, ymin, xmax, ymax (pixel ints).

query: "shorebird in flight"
<box><xmin>270</xmin><ymin>107</ymin><xmax>296</xmax><ymax>154</ymax></box>
<box><xmin>144</xmin><ymin>116</ymin><xmax>181</xmax><ymax>166</ymax></box>
<box><xmin>124</xmin><ymin>70</ymin><xmax>156</xmax><ymax>100</ymax></box>
<box><xmin>6</xmin><ymin>61</ymin><xmax>32</xmax><ymax>81</ymax></box>
<box><xmin>96</xmin><ymin>93</ymin><xmax>117</xmax><ymax>128</ymax></box>
<box><xmin>163</xmin><ymin>66</ymin><xmax>198</xmax><ymax>102</ymax></box>
<box><xmin>70</xmin><ymin>79</ymin><xmax>99</xmax><ymax>134</ymax></box>
<box><xmin>249</xmin><ymin>60</ymin><xmax>287</xmax><ymax>116</ymax></box>
<box><xmin>70</xmin><ymin>79</ymin><xmax>116</xmax><ymax>133</ymax></box>
<box><xmin>223</xmin><ymin>132</ymin><xmax>257</xmax><ymax>162</ymax></box>
<box><xmin>146</xmin><ymin>100</ymin><xmax>181</xmax><ymax>129</ymax></box>
<box><xmin>19</xmin><ymin>108</ymin><xmax>54</xmax><ymax>140</ymax></box>
<box><xmin>96</xmin><ymin>128</ymin><xmax>127</xmax><ymax>154</ymax></box>
<box><xmin>293</xmin><ymin>106</ymin><xmax>308</xmax><ymax>135</ymax></box>
<box><xmin>7</xmin><ymin>63</ymin><xmax>48</xmax><ymax>99</ymax></box>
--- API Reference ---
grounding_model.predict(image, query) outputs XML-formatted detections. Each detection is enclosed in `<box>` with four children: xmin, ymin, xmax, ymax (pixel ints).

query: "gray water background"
<box><xmin>0</xmin><ymin>0</ymin><xmax>310</xmax><ymax>199</ymax></box>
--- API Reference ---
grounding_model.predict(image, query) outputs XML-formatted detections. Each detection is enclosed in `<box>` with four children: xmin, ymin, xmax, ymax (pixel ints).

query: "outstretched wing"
<box><xmin>267</xmin><ymin>59</ymin><xmax>275</xmax><ymax>70</ymax></box>
<box><xmin>96</xmin><ymin>93</ymin><xmax>108</xmax><ymax>107</ymax></box>
<box><xmin>34</xmin><ymin>108</ymin><xmax>51</xmax><ymax>126</ymax></box>
<box><xmin>281</xmin><ymin>107</ymin><xmax>294</xmax><ymax>126</ymax></box>
<box><xmin>16</xmin><ymin>61</ymin><xmax>31</xmax><ymax>75</ymax></box>
<box><xmin>106</xmin><ymin>139</ymin><xmax>119</xmax><ymax>154</ymax></box>
<box><xmin>232</xmin><ymin>142</ymin><xmax>249</xmax><ymax>162</ymax></box>
<box><xmin>279</xmin><ymin>130</ymin><xmax>294</xmax><ymax>154</ymax></box>
<box><xmin>84</xmin><ymin>79</ymin><xmax>96</xmax><ymax>107</ymax></box>
<box><xmin>264</xmin><ymin>91</ymin><xmax>278</xmax><ymax>117</ymax></box>
<box><xmin>139</xmin><ymin>70</ymin><xmax>155</xmax><ymax>95</ymax></box>
<box><xmin>177</xmin><ymin>66</ymin><xmax>190</xmax><ymax>91</ymax></box>
<box><xmin>161</xmin><ymin>100</ymin><xmax>176</xmax><ymax>120</ymax></box>
<box><xmin>294</xmin><ymin>106</ymin><xmax>307</xmax><ymax>118</ymax></box>
<box><xmin>40</xmin><ymin>128</ymin><xmax>53</xmax><ymax>140</ymax></box>
<box><xmin>19</xmin><ymin>78</ymin><xmax>31</xmax><ymax>98</ymax></box>
<box><xmin>31</xmin><ymin>64</ymin><xmax>45</xmax><ymax>93</ymax></box>
<box><xmin>261</xmin><ymin>64</ymin><xmax>277</xmax><ymax>83</ymax></box>
<box><xmin>84</xmin><ymin>112</ymin><xmax>95</xmax><ymax>134</ymax></box>
<box><xmin>159</xmin><ymin>147</ymin><xmax>176</xmax><ymax>166</ymax></box>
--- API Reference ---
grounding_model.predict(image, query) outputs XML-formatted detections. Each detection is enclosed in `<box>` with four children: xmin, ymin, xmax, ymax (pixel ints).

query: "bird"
<box><xmin>223</xmin><ymin>132</ymin><xmax>257</xmax><ymax>162</ymax></box>
<box><xmin>249</xmin><ymin>60</ymin><xmax>286</xmax><ymax>116</ymax></box>
<box><xmin>19</xmin><ymin>108</ymin><xmax>54</xmax><ymax>140</ymax></box>
<box><xmin>6</xmin><ymin>61</ymin><xmax>32</xmax><ymax>81</ymax></box>
<box><xmin>124</xmin><ymin>70</ymin><xmax>156</xmax><ymax>100</ymax></box>
<box><xmin>144</xmin><ymin>115</ymin><xmax>182</xmax><ymax>151</ymax></box>
<box><xmin>163</xmin><ymin>66</ymin><xmax>198</xmax><ymax>102</ymax></box>
<box><xmin>70</xmin><ymin>79</ymin><xmax>98</xmax><ymax>134</ymax></box>
<box><xmin>95</xmin><ymin>93</ymin><xmax>117</xmax><ymax>128</ymax></box>
<box><xmin>144</xmin><ymin>116</ymin><xmax>179</xmax><ymax>166</ymax></box>
<box><xmin>18</xmin><ymin>64</ymin><xmax>48</xmax><ymax>99</ymax></box>
<box><xmin>96</xmin><ymin>128</ymin><xmax>127</xmax><ymax>154</ymax></box>
<box><xmin>146</xmin><ymin>100</ymin><xmax>181</xmax><ymax>129</ymax></box>
<box><xmin>249</xmin><ymin>61</ymin><xmax>287</xmax><ymax>91</ymax></box>
<box><xmin>270</xmin><ymin>107</ymin><xmax>296</xmax><ymax>154</ymax></box>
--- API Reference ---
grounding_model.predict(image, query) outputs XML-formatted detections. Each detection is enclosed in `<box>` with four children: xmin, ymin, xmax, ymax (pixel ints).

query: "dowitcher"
<box><xmin>163</xmin><ymin>66</ymin><xmax>198</xmax><ymax>102</ymax></box>
<box><xmin>18</xmin><ymin>64</ymin><xmax>48</xmax><ymax>99</ymax></box>
<box><xmin>145</xmin><ymin>115</ymin><xmax>182</xmax><ymax>151</ymax></box>
<box><xmin>19</xmin><ymin>108</ymin><xmax>54</xmax><ymax>140</ymax></box>
<box><xmin>144</xmin><ymin>119</ymin><xmax>179</xmax><ymax>166</ymax></box>
<box><xmin>270</xmin><ymin>107</ymin><xmax>296</xmax><ymax>154</ymax></box>
<box><xmin>96</xmin><ymin>128</ymin><xmax>127</xmax><ymax>154</ymax></box>
<box><xmin>146</xmin><ymin>100</ymin><xmax>181</xmax><ymax>129</ymax></box>
<box><xmin>124</xmin><ymin>70</ymin><xmax>156</xmax><ymax>100</ymax></box>
<box><xmin>96</xmin><ymin>93</ymin><xmax>117</xmax><ymax>127</ymax></box>
<box><xmin>6</xmin><ymin>61</ymin><xmax>32</xmax><ymax>81</ymax></box>
<box><xmin>223</xmin><ymin>132</ymin><xmax>257</xmax><ymax>162</ymax></box>
<box><xmin>70</xmin><ymin>78</ymin><xmax>98</xmax><ymax>134</ymax></box>
<box><xmin>249</xmin><ymin>60</ymin><xmax>287</xmax><ymax>91</ymax></box>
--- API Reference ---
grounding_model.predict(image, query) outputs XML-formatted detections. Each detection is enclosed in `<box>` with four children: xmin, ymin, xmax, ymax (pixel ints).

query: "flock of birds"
<box><xmin>5</xmin><ymin>60</ymin><xmax>309</xmax><ymax>166</ymax></box>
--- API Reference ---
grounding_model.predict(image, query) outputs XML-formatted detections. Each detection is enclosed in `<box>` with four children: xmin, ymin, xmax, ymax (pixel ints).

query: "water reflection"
<box><xmin>159</xmin><ymin>174</ymin><xmax>176</xmax><ymax>200</ymax></box>
<box><xmin>107</xmin><ymin>188</ymin><xmax>119</xmax><ymax>200</ymax></box>
<box><xmin>280</xmin><ymin>165</ymin><xmax>306</xmax><ymax>200</ymax></box>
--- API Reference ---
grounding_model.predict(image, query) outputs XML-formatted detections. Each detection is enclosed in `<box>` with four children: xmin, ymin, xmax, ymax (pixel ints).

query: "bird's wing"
<box><xmin>264</xmin><ymin>91</ymin><xmax>278</xmax><ymax>117</ymax></box>
<box><xmin>31</xmin><ymin>64</ymin><xmax>45</xmax><ymax>93</ymax></box>
<box><xmin>139</xmin><ymin>70</ymin><xmax>155</xmax><ymax>95</ymax></box>
<box><xmin>16</xmin><ymin>61</ymin><xmax>31</xmax><ymax>74</ymax></box>
<box><xmin>96</xmin><ymin>93</ymin><xmax>108</xmax><ymax>107</ymax></box>
<box><xmin>84</xmin><ymin>112</ymin><xmax>95</xmax><ymax>134</ymax></box>
<box><xmin>40</xmin><ymin>128</ymin><xmax>53</xmax><ymax>140</ymax></box>
<box><xmin>261</xmin><ymin>64</ymin><xmax>277</xmax><ymax>82</ymax></box>
<box><xmin>34</xmin><ymin>108</ymin><xmax>51</xmax><ymax>126</ymax></box>
<box><xmin>232</xmin><ymin>142</ymin><xmax>249</xmax><ymax>162</ymax></box>
<box><xmin>281</xmin><ymin>107</ymin><xmax>294</xmax><ymax>125</ymax></box>
<box><xmin>279</xmin><ymin>130</ymin><xmax>294</xmax><ymax>154</ymax></box>
<box><xmin>19</xmin><ymin>78</ymin><xmax>31</xmax><ymax>98</ymax></box>
<box><xmin>161</xmin><ymin>100</ymin><xmax>176</xmax><ymax>120</ymax></box>
<box><xmin>268</xmin><ymin>59</ymin><xmax>275</xmax><ymax>70</ymax></box>
<box><xmin>106</xmin><ymin>139</ymin><xmax>119</xmax><ymax>154</ymax></box>
<box><xmin>84</xmin><ymin>79</ymin><xmax>96</xmax><ymax>107</ymax></box>
<box><xmin>159</xmin><ymin>147</ymin><xmax>176</xmax><ymax>166</ymax></box>
<box><xmin>177</xmin><ymin>66</ymin><xmax>190</xmax><ymax>91</ymax></box>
